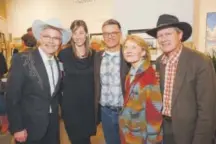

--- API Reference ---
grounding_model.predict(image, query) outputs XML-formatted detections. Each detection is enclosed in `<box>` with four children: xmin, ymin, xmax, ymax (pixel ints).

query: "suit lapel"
<box><xmin>172</xmin><ymin>48</ymin><xmax>188</xmax><ymax>107</ymax></box>
<box><xmin>156</xmin><ymin>56</ymin><xmax>165</xmax><ymax>97</ymax></box>
<box><xmin>94</xmin><ymin>51</ymin><xmax>103</xmax><ymax>102</ymax></box>
<box><xmin>159</xmin><ymin>62</ymin><xmax>165</xmax><ymax>97</ymax></box>
<box><xmin>95</xmin><ymin>51</ymin><xmax>103</xmax><ymax>83</ymax></box>
<box><xmin>52</xmin><ymin>56</ymin><xmax>61</xmax><ymax>97</ymax></box>
<box><xmin>32</xmin><ymin>49</ymin><xmax>51</xmax><ymax>96</ymax></box>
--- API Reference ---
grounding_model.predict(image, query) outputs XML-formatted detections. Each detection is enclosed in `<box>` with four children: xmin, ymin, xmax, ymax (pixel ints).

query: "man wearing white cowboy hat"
<box><xmin>6</xmin><ymin>18</ymin><xmax>71</xmax><ymax>144</ymax></box>
<box><xmin>147</xmin><ymin>14</ymin><xmax>216</xmax><ymax>144</ymax></box>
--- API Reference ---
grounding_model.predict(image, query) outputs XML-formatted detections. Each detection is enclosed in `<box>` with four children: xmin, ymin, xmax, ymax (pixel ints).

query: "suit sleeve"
<box><xmin>192</xmin><ymin>57</ymin><xmax>216</xmax><ymax>144</ymax></box>
<box><xmin>6</xmin><ymin>54</ymin><xmax>25</xmax><ymax>134</ymax></box>
<box><xmin>145</xmin><ymin>84</ymin><xmax>163</xmax><ymax>143</ymax></box>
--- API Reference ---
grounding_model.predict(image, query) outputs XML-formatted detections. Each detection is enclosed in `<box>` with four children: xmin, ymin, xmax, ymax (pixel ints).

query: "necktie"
<box><xmin>48</xmin><ymin>59</ymin><xmax>55</xmax><ymax>89</ymax></box>
<box><xmin>48</xmin><ymin>59</ymin><xmax>55</xmax><ymax>113</ymax></box>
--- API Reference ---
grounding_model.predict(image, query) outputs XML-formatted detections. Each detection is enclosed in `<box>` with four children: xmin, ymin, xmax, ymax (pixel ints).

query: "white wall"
<box><xmin>0</xmin><ymin>16</ymin><xmax>8</xmax><ymax>39</ymax></box>
<box><xmin>6</xmin><ymin>0</ymin><xmax>114</xmax><ymax>37</ymax></box>
<box><xmin>113</xmin><ymin>0</ymin><xmax>194</xmax><ymax>39</ymax></box>
<box><xmin>6</xmin><ymin>0</ymin><xmax>194</xmax><ymax>40</ymax></box>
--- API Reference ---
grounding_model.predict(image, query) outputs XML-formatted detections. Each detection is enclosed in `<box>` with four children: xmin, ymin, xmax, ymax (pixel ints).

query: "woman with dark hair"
<box><xmin>58</xmin><ymin>20</ymin><xmax>96</xmax><ymax>144</ymax></box>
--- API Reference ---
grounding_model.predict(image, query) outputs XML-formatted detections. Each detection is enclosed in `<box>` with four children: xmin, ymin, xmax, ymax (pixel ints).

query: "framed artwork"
<box><xmin>90</xmin><ymin>33</ymin><xmax>103</xmax><ymax>40</ymax></box>
<box><xmin>128</xmin><ymin>29</ymin><xmax>161</xmax><ymax>61</ymax></box>
<box><xmin>205</xmin><ymin>12</ymin><xmax>216</xmax><ymax>54</ymax></box>
<box><xmin>89</xmin><ymin>33</ymin><xmax>105</xmax><ymax>51</ymax></box>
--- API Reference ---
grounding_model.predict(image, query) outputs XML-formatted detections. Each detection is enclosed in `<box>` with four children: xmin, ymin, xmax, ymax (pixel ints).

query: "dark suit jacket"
<box><xmin>94</xmin><ymin>49</ymin><xmax>130</xmax><ymax>122</ymax></box>
<box><xmin>156</xmin><ymin>47</ymin><xmax>216</xmax><ymax>144</ymax></box>
<box><xmin>6</xmin><ymin>49</ymin><xmax>62</xmax><ymax>141</ymax></box>
<box><xmin>0</xmin><ymin>52</ymin><xmax>7</xmax><ymax>78</ymax></box>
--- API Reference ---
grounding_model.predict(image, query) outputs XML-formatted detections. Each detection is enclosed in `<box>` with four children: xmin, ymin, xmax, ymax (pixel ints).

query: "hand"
<box><xmin>14</xmin><ymin>129</ymin><xmax>28</xmax><ymax>143</ymax></box>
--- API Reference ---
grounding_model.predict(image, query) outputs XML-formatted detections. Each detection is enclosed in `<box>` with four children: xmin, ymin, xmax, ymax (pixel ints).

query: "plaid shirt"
<box><xmin>161</xmin><ymin>48</ymin><xmax>182</xmax><ymax>116</ymax></box>
<box><xmin>100</xmin><ymin>51</ymin><xmax>124</xmax><ymax>107</ymax></box>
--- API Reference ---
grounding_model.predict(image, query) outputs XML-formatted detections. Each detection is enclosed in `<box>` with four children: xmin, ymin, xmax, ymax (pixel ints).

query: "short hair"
<box><xmin>102</xmin><ymin>19</ymin><xmax>121</xmax><ymax>30</ymax></box>
<box><xmin>21</xmin><ymin>34</ymin><xmax>37</xmax><ymax>47</ymax></box>
<box><xmin>27</xmin><ymin>27</ymin><xmax>32</xmax><ymax>32</ymax></box>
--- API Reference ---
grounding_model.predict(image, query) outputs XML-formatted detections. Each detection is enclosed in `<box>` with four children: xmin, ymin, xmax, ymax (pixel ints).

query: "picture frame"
<box><xmin>128</xmin><ymin>29</ymin><xmax>157</xmax><ymax>48</ymax></box>
<box><xmin>128</xmin><ymin>29</ymin><xmax>161</xmax><ymax>61</ymax></box>
<box><xmin>205</xmin><ymin>12</ymin><xmax>216</xmax><ymax>54</ymax></box>
<box><xmin>89</xmin><ymin>33</ymin><xmax>105</xmax><ymax>51</ymax></box>
<box><xmin>90</xmin><ymin>33</ymin><xmax>103</xmax><ymax>40</ymax></box>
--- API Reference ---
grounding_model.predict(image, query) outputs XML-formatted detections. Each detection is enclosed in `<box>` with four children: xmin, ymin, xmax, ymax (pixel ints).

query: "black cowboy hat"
<box><xmin>146</xmin><ymin>14</ymin><xmax>192</xmax><ymax>41</ymax></box>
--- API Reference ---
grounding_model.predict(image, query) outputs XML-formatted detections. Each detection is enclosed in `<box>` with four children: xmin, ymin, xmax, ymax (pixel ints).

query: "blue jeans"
<box><xmin>101</xmin><ymin>106</ymin><xmax>121</xmax><ymax>144</ymax></box>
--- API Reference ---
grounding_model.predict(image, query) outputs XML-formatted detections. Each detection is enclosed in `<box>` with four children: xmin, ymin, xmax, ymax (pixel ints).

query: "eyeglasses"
<box><xmin>102</xmin><ymin>31</ymin><xmax>120</xmax><ymax>38</ymax></box>
<box><xmin>42</xmin><ymin>35</ymin><xmax>61</xmax><ymax>42</ymax></box>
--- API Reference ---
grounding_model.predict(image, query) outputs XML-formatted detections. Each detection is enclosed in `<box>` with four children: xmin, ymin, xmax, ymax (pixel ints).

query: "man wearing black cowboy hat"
<box><xmin>147</xmin><ymin>14</ymin><xmax>216</xmax><ymax>144</ymax></box>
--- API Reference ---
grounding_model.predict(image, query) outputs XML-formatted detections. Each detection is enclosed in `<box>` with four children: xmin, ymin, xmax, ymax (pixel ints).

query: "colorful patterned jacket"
<box><xmin>119</xmin><ymin>60</ymin><xmax>163</xmax><ymax>144</ymax></box>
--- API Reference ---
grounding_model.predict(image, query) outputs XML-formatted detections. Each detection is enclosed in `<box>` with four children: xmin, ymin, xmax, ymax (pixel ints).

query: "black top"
<box><xmin>0</xmin><ymin>52</ymin><xmax>7</xmax><ymax>78</ymax></box>
<box><xmin>58</xmin><ymin>47</ymin><xmax>96</xmax><ymax>139</ymax></box>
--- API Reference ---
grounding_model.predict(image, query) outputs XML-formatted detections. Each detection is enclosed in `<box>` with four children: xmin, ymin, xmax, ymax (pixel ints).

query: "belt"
<box><xmin>163</xmin><ymin>115</ymin><xmax>172</xmax><ymax>121</ymax></box>
<box><xmin>104</xmin><ymin>105</ymin><xmax>122</xmax><ymax>112</ymax></box>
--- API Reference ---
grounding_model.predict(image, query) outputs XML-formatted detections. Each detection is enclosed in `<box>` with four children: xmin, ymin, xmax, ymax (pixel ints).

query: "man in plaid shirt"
<box><xmin>147</xmin><ymin>14</ymin><xmax>216</xmax><ymax>144</ymax></box>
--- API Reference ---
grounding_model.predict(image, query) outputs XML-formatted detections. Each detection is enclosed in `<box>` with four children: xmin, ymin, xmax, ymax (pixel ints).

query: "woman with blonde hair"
<box><xmin>58</xmin><ymin>20</ymin><xmax>96</xmax><ymax>144</ymax></box>
<box><xmin>119</xmin><ymin>35</ymin><xmax>163</xmax><ymax>144</ymax></box>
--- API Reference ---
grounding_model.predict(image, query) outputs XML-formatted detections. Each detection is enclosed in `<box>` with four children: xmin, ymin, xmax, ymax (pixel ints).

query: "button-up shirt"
<box><xmin>100</xmin><ymin>51</ymin><xmax>123</xmax><ymax>107</ymax></box>
<box><xmin>161</xmin><ymin>47</ymin><xmax>182</xmax><ymax>116</ymax></box>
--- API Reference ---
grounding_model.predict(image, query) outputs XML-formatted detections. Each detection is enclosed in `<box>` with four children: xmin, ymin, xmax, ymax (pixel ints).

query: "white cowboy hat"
<box><xmin>32</xmin><ymin>18</ymin><xmax>72</xmax><ymax>45</ymax></box>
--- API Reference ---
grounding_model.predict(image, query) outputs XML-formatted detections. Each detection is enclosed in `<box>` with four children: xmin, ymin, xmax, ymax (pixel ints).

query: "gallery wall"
<box><xmin>0</xmin><ymin>0</ymin><xmax>6</xmax><ymax>19</ymax></box>
<box><xmin>6</xmin><ymin>0</ymin><xmax>194</xmax><ymax>39</ymax></box>
<box><xmin>113</xmin><ymin>0</ymin><xmax>194</xmax><ymax>38</ymax></box>
<box><xmin>6</xmin><ymin>0</ymin><xmax>114</xmax><ymax>37</ymax></box>
<box><xmin>0</xmin><ymin>17</ymin><xmax>7</xmax><ymax>36</ymax></box>
<box><xmin>3</xmin><ymin>0</ymin><xmax>216</xmax><ymax>52</ymax></box>
<box><xmin>0</xmin><ymin>0</ymin><xmax>7</xmax><ymax>36</ymax></box>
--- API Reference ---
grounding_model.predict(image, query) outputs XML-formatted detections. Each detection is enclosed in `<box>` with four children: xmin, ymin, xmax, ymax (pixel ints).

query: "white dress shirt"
<box><xmin>38</xmin><ymin>47</ymin><xmax>59</xmax><ymax>95</ymax></box>
<box><xmin>38</xmin><ymin>47</ymin><xmax>59</xmax><ymax>113</ymax></box>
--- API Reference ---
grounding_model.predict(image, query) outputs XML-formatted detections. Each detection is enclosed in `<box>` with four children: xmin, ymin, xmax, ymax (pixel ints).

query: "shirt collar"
<box><xmin>38</xmin><ymin>47</ymin><xmax>55</xmax><ymax>62</ymax></box>
<box><xmin>129</xmin><ymin>60</ymin><xmax>144</xmax><ymax>76</ymax></box>
<box><xmin>102</xmin><ymin>50</ymin><xmax>120</xmax><ymax>57</ymax></box>
<box><xmin>161</xmin><ymin>46</ymin><xmax>182</xmax><ymax>65</ymax></box>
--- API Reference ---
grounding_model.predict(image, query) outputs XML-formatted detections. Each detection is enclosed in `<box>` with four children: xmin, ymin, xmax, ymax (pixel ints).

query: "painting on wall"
<box><xmin>206</xmin><ymin>12</ymin><xmax>216</xmax><ymax>54</ymax></box>
<box><xmin>128</xmin><ymin>29</ymin><xmax>161</xmax><ymax>61</ymax></box>
<box><xmin>89</xmin><ymin>33</ymin><xmax>105</xmax><ymax>51</ymax></box>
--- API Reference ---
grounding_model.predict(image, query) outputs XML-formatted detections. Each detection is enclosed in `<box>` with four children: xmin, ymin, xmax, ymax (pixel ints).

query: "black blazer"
<box><xmin>6</xmin><ymin>49</ymin><xmax>62</xmax><ymax>141</ymax></box>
